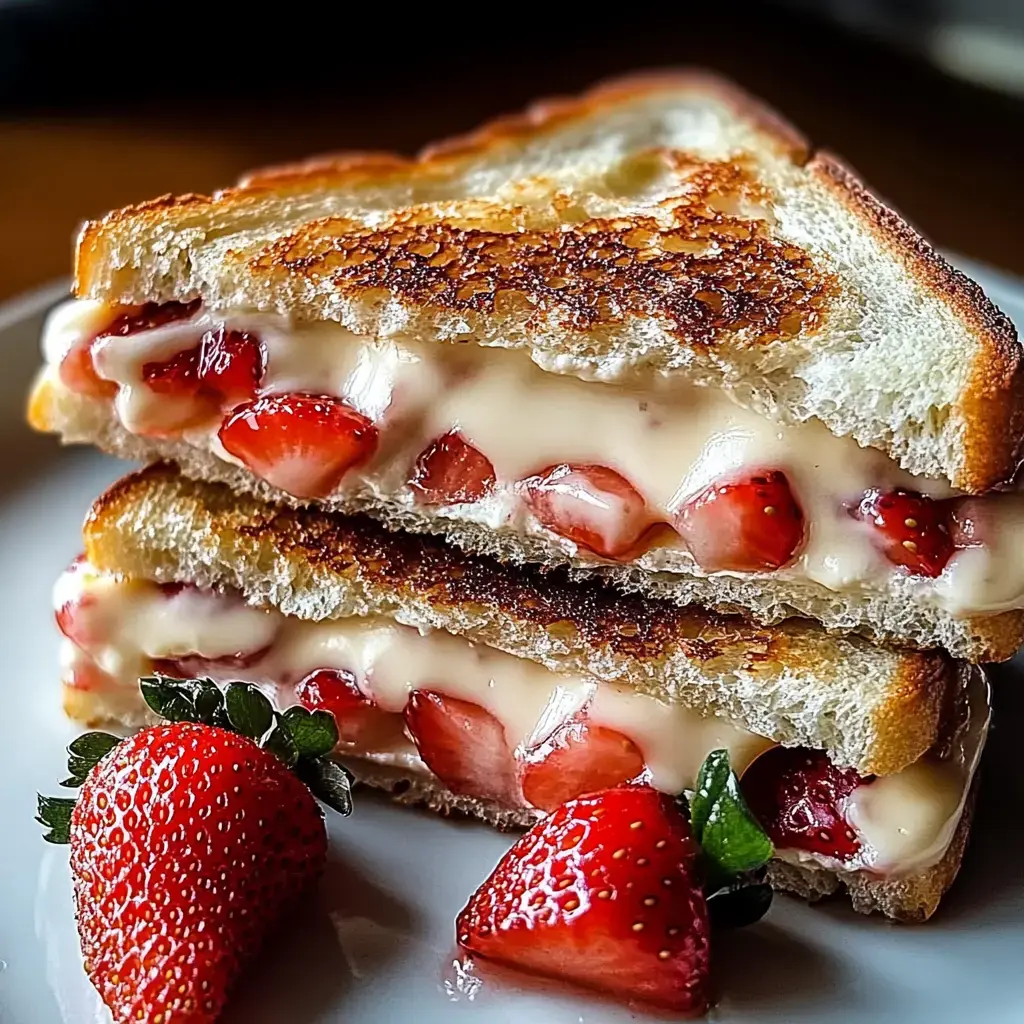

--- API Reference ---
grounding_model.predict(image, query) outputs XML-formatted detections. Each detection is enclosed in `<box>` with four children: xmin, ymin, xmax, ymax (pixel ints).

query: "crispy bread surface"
<box><xmin>71</xmin><ymin>71</ymin><xmax>1021</xmax><ymax>491</ymax></box>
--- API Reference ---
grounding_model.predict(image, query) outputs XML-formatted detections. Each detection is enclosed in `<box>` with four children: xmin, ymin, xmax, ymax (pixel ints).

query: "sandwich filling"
<box><xmin>41</xmin><ymin>298</ymin><xmax>1024</xmax><ymax>617</ymax></box>
<box><xmin>55</xmin><ymin>558</ymin><xmax>987</xmax><ymax>880</ymax></box>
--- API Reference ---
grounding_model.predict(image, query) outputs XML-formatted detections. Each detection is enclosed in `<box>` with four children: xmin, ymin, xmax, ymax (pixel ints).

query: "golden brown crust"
<box><xmin>868</xmin><ymin>653</ymin><xmax>953</xmax><ymax>778</ymax></box>
<box><xmin>807</xmin><ymin>152</ymin><xmax>1024</xmax><ymax>492</ymax></box>
<box><xmin>247</xmin><ymin>154</ymin><xmax>833</xmax><ymax>345</ymax></box>
<box><xmin>74</xmin><ymin>69</ymin><xmax>817</xmax><ymax>299</ymax></box>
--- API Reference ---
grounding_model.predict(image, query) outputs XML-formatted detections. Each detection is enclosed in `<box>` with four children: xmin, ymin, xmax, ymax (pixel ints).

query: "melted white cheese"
<box><xmin>43</xmin><ymin>298</ymin><xmax>1024</xmax><ymax>614</ymax></box>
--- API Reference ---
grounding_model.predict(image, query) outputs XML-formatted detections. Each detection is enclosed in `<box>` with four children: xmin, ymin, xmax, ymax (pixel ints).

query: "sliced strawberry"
<box><xmin>853</xmin><ymin>488</ymin><xmax>954</xmax><ymax>577</ymax></box>
<box><xmin>404</xmin><ymin>691</ymin><xmax>519</xmax><ymax>805</ymax></box>
<box><xmin>457</xmin><ymin>786</ymin><xmax>710</xmax><ymax>1013</ymax></box>
<box><xmin>58</xmin><ymin>299</ymin><xmax>200</xmax><ymax>400</ymax></box>
<box><xmin>949</xmin><ymin>498</ymin><xmax>992</xmax><ymax>549</ymax></box>
<box><xmin>99</xmin><ymin>298</ymin><xmax>201</xmax><ymax>338</ymax></box>
<box><xmin>141</xmin><ymin>342</ymin><xmax>203</xmax><ymax>396</ymax></box>
<box><xmin>59</xmin><ymin>337</ymin><xmax>117</xmax><ymax>398</ymax></box>
<box><xmin>522</xmin><ymin>464</ymin><xmax>654</xmax><ymax>560</ymax></box>
<box><xmin>55</xmin><ymin>556</ymin><xmax>99</xmax><ymax>650</ymax></box>
<box><xmin>296</xmin><ymin>669</ymin><xmax>405</xmax><ymax>751</ymax></box>
<box><xmin>675</xmin><ymin>470</ymin><xmax>805</xmax><ymax>572</ymax></box>
<box><xmin>66</xmin><ymin>659</ymin><xmax>117</xmax><ymax>693</ymax></box>
<box><xmin>410</xmin><ymin>431</ymin><xmax>496</xmax><ymax>505</ymax></box>
<box><xmin>198</xmin><ymin>326</ymin><xmax>266</xmax><ymax>408</ymax></box>
<box><xmin>520</xmin><ymin>718</ymin><xmax>645</xmax><ymax>811</ymax></box>
<box><xmin>218</xmin><ymin>393</ymin><xmax>378</xmax><ymax>499</ymax></box>
<box><xmin>741</xmin><ymin>746</ymin><xmax>864</xmax><ymax>860</ymax></box>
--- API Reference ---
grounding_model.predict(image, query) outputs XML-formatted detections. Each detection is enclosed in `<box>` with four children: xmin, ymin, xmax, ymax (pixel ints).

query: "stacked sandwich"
<box><xmin>30</xmin><ymin>73</ymin><xmax>1021</xmax><ymax>931</ymax></box>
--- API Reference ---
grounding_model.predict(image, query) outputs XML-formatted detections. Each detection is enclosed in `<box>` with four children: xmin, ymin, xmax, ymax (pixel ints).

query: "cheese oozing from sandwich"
<box><xmin>40</xmin><ymin>298</ymin><xmax>1024</xmax><ymax>615</ymax></box>
<box><xmin>55</xmin><ymin>560</ymin><xmax>988</xmax><ymax>879</ymax></box>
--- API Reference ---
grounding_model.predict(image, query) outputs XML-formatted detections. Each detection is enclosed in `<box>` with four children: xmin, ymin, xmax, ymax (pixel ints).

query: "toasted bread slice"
<box><xmin>72</xmin><ymin>71</ymin><xmax>1021</xmax><ymax>493</ymax></box>
<box><xmin>34</xmin><ymin>375</ymin><xmax>1024</xmax><ymax>663</ymax></box>
<box><xmin>81</xmin><ymin>464</ymin><xmax>962</xmax><ymax>776</ymax></box>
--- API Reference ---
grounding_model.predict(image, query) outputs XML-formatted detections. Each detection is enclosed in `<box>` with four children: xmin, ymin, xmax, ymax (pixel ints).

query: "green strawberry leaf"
<box><xmin>707</xmin><ymin>880</ymin><xmax>774</xmax><ymax>929</ymax></box>
<box><xmin>692</xmin><ymin>749</ymin><xmax>774</xmax><ymax>881</ymax></box>
<box><xmin>191</xmin><ymin>678</ymin><xmax>229</xmax><ymax>728</ymax></box>
<box><xmin>298</xmin><ymin>757</ymin><xmax>354</xmax><ymax>816</ymax></box>
<box><xmin>262</xmin><ymin>713</ymin><xmax>300</xmax><ymax>767</ymax></box>
<box><xmin>281</xmin><ymin>706</ymin><xmax>339</xmax><ymax>759</ymax></box>
<box><xmin>61</xmin><ymin>732</ymin><xmax>121</xmax><ymax>787</ymax></box>
<box><xmin>140</xmin><ymin>676</ymin><xmax>198</xmax><ymax>723</ymax></box>
<box><xmin>225</xmin><ymin>683</ymin><xmax>274</xmax><ymax>740</ymax></box>
<box><xmin>37</xmin><ymin>794</ymin><xmax>76</xmax><ymax>844</ymax></box>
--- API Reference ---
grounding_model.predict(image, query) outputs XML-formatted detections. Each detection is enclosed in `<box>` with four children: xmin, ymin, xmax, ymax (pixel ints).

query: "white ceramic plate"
<box><xmin>2</xmin><ymin>272</ymin><xmax>1024</xmax><ymax>1024</ymax></box>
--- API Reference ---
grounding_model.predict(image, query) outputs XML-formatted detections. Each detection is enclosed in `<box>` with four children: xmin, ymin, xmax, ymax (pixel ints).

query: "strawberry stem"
<box><xmin>37</xmin><ymin>677</ymin><xmax>354</xmax><ymax>845</ymax></box>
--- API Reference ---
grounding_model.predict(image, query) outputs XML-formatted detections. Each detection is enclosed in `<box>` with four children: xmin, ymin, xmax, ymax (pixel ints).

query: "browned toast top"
<box><xmin>68</xmin><ymin>70</ymin><xmax>1022</xmax><ymax>492</ymax></box>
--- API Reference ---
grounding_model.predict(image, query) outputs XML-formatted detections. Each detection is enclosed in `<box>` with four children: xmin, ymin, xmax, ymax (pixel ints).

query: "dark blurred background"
<box><xmin>1</xmin><ymin>0</ymin><xmax>1023</xmax><ymax>300</ymax></box>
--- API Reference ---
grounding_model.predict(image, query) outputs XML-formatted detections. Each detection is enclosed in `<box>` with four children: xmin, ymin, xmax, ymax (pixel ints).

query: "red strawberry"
<box><xmin>58</xmin><ymin>300</ymin><xmax>200</xmax><ymax>400</ymax></box>
<box><xmin>218</xmin><ymin>393</ymin><xmax>378</xmax><ymax>499</ymax></box>
<box><xmin>100</xmin><ymin>299</ymin><xmax>202</xmax><ymax>338</ymax></box>
<box><xmin>410</xmin><ymin>431</ymin><xmax>496</xmax><ymax>505</ymax></box>
<box><xmin>296</xmin><ymin>669</ymin><xmax>405</xmax><ymax>751</ymax></box>
<box><xmin>520</xmin><ymin>719</ymin><xmax>645</xmax><ymax>812</ymax></box>
<box><xmin>65</xmin><ymin>659</ymin><xmax>118</xmax><ymax>693</ymax></box>
<box><xmin>404</xmin><ymin>691</ymin><xmax>519</xmax><ymax>805</ymax></box>
<box><xmin>854</xmin><ymin>488</ymin><xmax>954</xmax><ymax>577</ymax></box>
<box><xmin>69</xmin><ymin>722</ymin><xmax>326</xmax><ymax>1023</ymax></box>
<box><xmin>142</xmin><ymin>343</ymin><xmax>203</xmax><ymax>396</ymax></box>
<box><xmin>59</xmin><ymin>337</ymin><xmax>117</xmax><ymax>398</ymax></box>
<box><xmin>675</xmin><ymin>470</ymin><xmax>804</xmax><ymax>572</ymax></box>
<box><xmin>198</xmin><ymin>326</ymin><xmax>266</xmax><ymax>408</ymax></box>
<box><xmin>55</xmin><ymin>555</ymin><xmax>96</xmax><ymax>650</ymax></box>
<box><xmin>522</xmin><ymin>464</ymin><xmax>654</xmax><ymax>560</ymax></box>
<box><xmin>741</xmin><ymin>746</ymin><xmax>864</xmax><ymax>860</ymax></box>
<box><xmin>457</xmin><ymin>786</ymin><xmax>710</xmax><ymax>1013</ymax></box>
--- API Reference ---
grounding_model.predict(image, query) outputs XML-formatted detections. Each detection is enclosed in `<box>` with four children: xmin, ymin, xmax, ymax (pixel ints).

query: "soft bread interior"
<box><xmin>79</xmin><ymin>464</ymin><xmax>963</xmax><ymax>777</ymax></box>
<box><xmin>72</xmin><ymin>72</ymin><xmax>1022</xmax><ymax>493</ymax></box>
<box><xmin>33</xmin><ymin>373</ymin><xmax>1024</xmax><ymax>664</ymax></box>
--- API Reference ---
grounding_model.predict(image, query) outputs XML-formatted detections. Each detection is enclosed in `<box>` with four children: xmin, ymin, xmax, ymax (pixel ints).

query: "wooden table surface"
<box><xmin>3</xmin><ymin>11</ymin><xmax>1023</xmax><ymax>302</ymax></box>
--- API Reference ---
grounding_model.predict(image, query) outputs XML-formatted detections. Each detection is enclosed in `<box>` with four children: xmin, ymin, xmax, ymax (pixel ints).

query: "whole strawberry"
<box><xmin>38</xmin><ymin>677</ymin><xmax>353</xmax><ymax>1024</ymax></box>
<box><xmin>457</xmin><ymin>785</ymin><xmax>712</xmax><ymax>1013</ymax></box>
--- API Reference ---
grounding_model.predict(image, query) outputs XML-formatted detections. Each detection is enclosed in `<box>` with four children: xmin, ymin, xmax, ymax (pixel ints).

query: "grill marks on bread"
<box><xmin>248</xmin><ymin>154</ymin><xmax>835</xmax><ymax>346</ymax></box>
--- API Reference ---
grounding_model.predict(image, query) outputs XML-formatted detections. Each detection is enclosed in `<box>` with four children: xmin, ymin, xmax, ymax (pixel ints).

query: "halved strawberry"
<box><xmin>741</xmin><ymin>746</ymin><xmax>864</xmax><ymax>860</ymax></box>
<box><xmin>199</xmin><ymin>326</ymin><xmax>266</xmax><ymax>408</ymax></box>
<box><xmin>410</xmin><ymin>431</ymin><xmax>496</xmax><ymax>505</ymax></box>
<box><xmin>520</xmin><ymin>718</ymin><xmax>645</xmax><ymax>811</ymax></box>
<box><xmin>403</xmin><ymin>691</ymin><xmax>519</xmax><ymax>805</ymax></box>
<box><xmin>218</xmin><ymin>393</ymin><xmax>378</xmax><ymax>499</ymax></box>
<box><xmin>675</xmin><ymin>470</ymin><xmax>805</xmax><ymax>572</ymax></box>
<box><xmin>296</xmin><ymin>669</ymin><xmax>405</xmax><ymax>751</ymax></box>
<box><xmin>457</xmin><ymin>786</ymin><xmax>710</xmax><ymax>1013</ymax></box>
<box><xmin>853</xmin><ymin>488</ymin><xmax>954</xmax><ymax>577</ymax></box>
<box><xmin>522</xmin><ymin>464</ymin><xmax>654</xmax><ymax>560</ymax></box>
